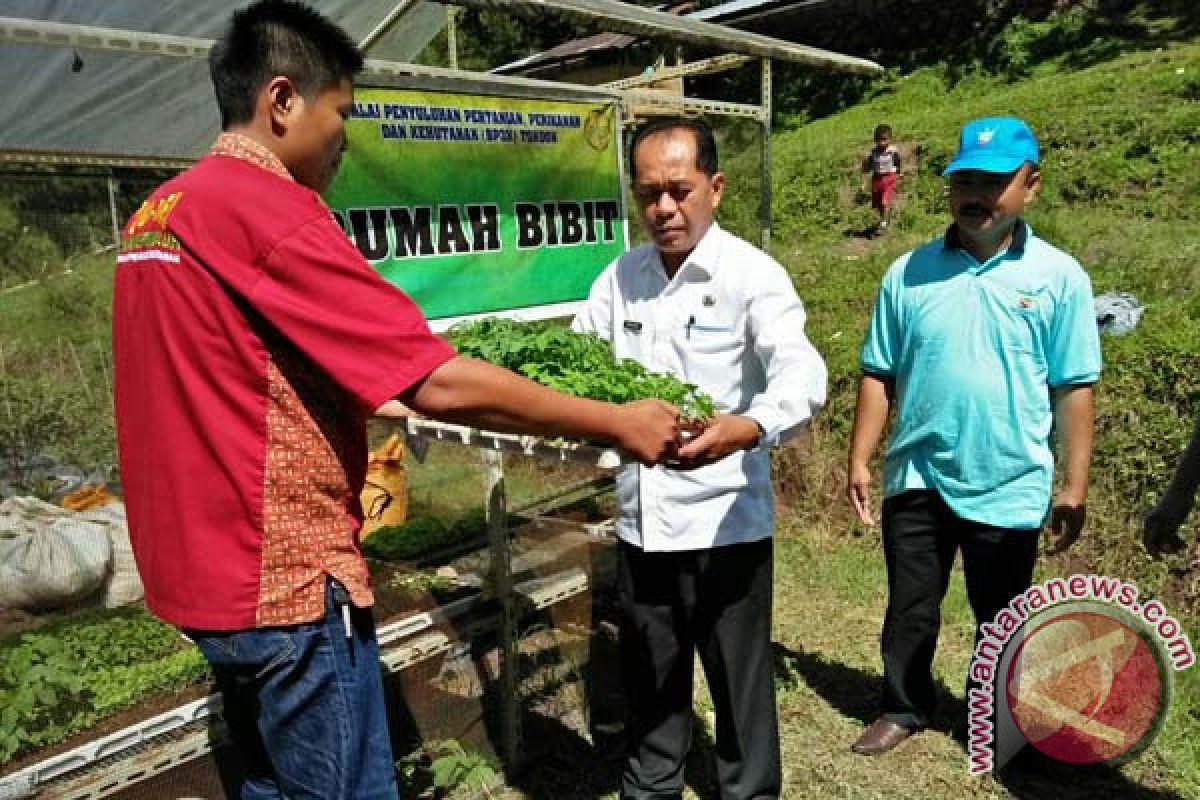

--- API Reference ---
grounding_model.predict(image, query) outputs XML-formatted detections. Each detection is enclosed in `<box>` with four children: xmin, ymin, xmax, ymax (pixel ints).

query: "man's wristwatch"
<box><xmin>751</xmin><ymin>419</ymin><xmax>767</xmax><ymax>449</ymax></box>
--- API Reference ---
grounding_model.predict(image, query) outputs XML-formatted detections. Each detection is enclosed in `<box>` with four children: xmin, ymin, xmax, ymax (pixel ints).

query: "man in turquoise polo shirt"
<box><xmin>845</xmin><ymin>116</ymin><xmax>1102</xmax><ymax>755</ymax></box>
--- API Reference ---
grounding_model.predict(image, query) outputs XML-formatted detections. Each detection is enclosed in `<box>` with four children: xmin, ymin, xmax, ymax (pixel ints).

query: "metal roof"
<box><xmin>688</xmin><ymin>0</ymin><xmax>834</xmax><ymax>24</ymax></box>
<box><xmin>493</xmin><ymin>0</ymin><xmax>849</xmax><ymax>77</ymax></box>
<box><xmin>493</xmin><ymin>0</ymin><xmax>690</xmax><ymax>76</ymax></box>
<box><xmin>443</xmin><ymin>0</ymin><xmax>879</xmax><ymax>72</ymax></box>
<box><xmin>488</xmin><ymin>32</ymin><xmax>639</xmax><ymax>75</ymax></box>
<box><xmin>0</xmin><ymin>0</ymin><xmax>879</xmax><ymax>167</ymax></box>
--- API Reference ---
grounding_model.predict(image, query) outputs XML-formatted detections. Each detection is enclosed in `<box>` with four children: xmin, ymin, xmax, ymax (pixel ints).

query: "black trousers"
<box><xmin>880</xmin><ymin>490</ymin><xmax>1040</xmax><ymax>730</ymax></box>
<box><xmin>617</xmin><ymin>538</ymin><xmax>780</xmax><ymax>800</ymax></box>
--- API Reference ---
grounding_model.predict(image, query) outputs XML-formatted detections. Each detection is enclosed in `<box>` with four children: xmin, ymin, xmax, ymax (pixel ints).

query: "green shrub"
<box><xmin>0</xmin><ymin>201</ymin><xmax>62</xmax><ymax>285</ymax></box>
<box><xmin>363</xmin><ymin>515</ymin><xmax>453</xmax><ymax>561</ymax></box>
<box><xmin>0</xmin><ymin>253</ymin><xmax>116</xmax><ymax>477</ymax></box>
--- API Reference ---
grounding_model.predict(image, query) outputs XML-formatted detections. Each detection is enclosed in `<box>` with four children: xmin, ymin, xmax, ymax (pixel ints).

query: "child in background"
<box><xmin>862</xmin><ymin>123</ymin><xmax>901</xmax><ymax>231</ymax></box>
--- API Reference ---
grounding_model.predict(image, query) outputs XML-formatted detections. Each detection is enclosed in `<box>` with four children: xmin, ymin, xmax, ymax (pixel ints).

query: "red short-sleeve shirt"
<box><xmin>113</xmin><ymin>134</ymin><xmax>455</xmax><ymax>630</ymax></box>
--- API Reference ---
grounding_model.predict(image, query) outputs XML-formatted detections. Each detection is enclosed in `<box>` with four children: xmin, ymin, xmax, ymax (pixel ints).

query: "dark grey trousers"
<box><xmin>617</xmin><ymin>537</ymin><xmax>780</xmax><ymax>800</ymax></box>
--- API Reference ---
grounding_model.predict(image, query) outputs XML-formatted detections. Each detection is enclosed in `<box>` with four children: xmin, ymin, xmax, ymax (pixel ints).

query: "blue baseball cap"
<box><xmin>943</xmin><ymin>116</ymin><xmax>1039</xmax><ymax>176</ymax></box>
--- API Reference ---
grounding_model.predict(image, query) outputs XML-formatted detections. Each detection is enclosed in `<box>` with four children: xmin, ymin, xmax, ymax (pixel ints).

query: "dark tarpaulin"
<box><xmin>0</xmin><ymin>0</ymin><xmax>448</xmax><ymax>163</ymax></box>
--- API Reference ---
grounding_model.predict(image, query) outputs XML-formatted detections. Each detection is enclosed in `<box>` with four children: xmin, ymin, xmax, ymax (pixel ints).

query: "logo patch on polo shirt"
<box><xmin>1016</xmin><ymin>290</ymin><xmax>1039</xmax><ymax>310</ymax></box>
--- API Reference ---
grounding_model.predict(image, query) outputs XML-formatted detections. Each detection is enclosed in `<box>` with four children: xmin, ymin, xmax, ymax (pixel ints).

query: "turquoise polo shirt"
<box><xmin>860</xmin><ymin>222</ymin><xmax>1102</xmax><ymax>529</ymax></box>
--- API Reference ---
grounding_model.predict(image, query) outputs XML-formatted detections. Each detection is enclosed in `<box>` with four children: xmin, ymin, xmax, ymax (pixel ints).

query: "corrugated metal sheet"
<box><xmin>495</xmin><ymin>31</ymin><xmax>639</xmax><ymax>74</ymax></box>
<box><xmin>689</xmin><ymin>0</ymin><xmax>832</xmax><ymax>24</ymax></box>
<box><xmin>493</xmin><ymin>0</ymin><xmax>847</xmax><ymax>76</ymax></box>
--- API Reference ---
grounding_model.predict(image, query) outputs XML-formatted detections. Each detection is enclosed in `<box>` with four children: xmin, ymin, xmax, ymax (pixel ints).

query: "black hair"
<box><xmin>209</xmin><ymin>0</ymin><xmax>363</xmax><ymax>128</ymax></box>
<box><xmin>874</xmin><ymin>124</ymin><xmax>893</xmax><ymax>139</ymax></box>
<box><xmin>629</xmin><ymin>117</ymin><xmax>718</xmax><ymax>180</ymax></box>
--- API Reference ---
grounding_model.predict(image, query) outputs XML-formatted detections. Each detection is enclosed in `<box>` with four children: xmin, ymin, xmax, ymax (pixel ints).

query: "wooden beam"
<box><xmin>429</xmin><ymin>0</ymin><xmax>883</xmax><ymax>73</ymax></box>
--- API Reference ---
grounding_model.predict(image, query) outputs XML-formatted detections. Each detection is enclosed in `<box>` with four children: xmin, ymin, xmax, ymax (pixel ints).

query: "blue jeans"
<box><xmin>185</xmin><ymin>580</ymin><xmax>399</xmax><ymax>800</ymax></box>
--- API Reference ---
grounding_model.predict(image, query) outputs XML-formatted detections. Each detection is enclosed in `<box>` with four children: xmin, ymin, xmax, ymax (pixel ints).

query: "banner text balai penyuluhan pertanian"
<box><xmin>327</xmin><ymin>88</ymin><xmax>623</xmax><ymax>320</ymax></box>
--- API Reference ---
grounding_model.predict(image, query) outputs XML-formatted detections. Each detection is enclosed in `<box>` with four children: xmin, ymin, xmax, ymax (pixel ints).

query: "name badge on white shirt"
<box><xmin>623</xmin><ymin>320</ymin><xmax>643</xmax><ymax>334</ymax></box>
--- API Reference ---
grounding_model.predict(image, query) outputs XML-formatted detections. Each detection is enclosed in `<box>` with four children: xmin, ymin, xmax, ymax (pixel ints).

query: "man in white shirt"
<box><xmin>573</xmin><ymin>117</ymin><xmax>827</xmax><ymax>800</ymax></box>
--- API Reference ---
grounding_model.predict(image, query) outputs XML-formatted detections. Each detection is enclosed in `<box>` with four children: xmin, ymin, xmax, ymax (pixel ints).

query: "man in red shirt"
<box><xmin>112</xmin><ymin>2</ymin><xmax>679</xmax><ymax>798</ymax></box>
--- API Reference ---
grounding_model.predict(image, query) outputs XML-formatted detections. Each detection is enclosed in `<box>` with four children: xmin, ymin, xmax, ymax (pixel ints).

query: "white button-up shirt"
<box><xmin>573</xmin><ymin>223</ymin><xmax>827</xmax><ymax>551</ymax></box>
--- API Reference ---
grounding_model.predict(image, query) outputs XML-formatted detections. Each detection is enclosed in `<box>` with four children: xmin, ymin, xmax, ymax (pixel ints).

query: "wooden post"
<box><xmin>107</xmin><ymin>174</ymin><xmax>121</xmax><ymax>250</ymax></box>
<box><xmin>482</xmin><ymin>449</ymin><xmax>520</xmax><ymax>769</ymax></box>
<box><xmin>447</xmin><ymin>6</ymin><xmax>460</xmax><ymax>70</ymax></box>
<box><xmin>759</xmin><ymin>57</ymin><xmax>772</xmax><ymax>254</ymax></box>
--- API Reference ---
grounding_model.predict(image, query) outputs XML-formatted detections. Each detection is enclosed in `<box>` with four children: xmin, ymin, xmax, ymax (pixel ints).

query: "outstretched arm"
<box><xmin>395</xmin><ymin>355</ymin><xmax>681</xmax><ymax>466</ymax></box>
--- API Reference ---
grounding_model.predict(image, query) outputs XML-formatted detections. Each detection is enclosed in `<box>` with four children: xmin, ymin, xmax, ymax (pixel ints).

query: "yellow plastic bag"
<box><xmin>360</xmin><ymin>434</ymin><xmax>408</xmax><ymax>540</ymax></box>
<box><xmin>60</xmin><ymin>485</ymin><xmax>115</xmax><ymax>511</ymax></box>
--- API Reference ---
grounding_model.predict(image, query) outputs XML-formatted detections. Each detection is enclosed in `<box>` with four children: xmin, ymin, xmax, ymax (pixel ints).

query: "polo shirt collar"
<box><xmin>210</xmin><ymin>132</ymin><xmax>294</xmax><ymax>182</ymax></box>
<box><xmin>943</xmin><ymin>219</ymin><xmax>1029</xmax><ymax>257</ymax></box>
<box><xmin>645</xmin><ymin>222</ymin><xmax>721</xmax><ymax>279</ymax></box>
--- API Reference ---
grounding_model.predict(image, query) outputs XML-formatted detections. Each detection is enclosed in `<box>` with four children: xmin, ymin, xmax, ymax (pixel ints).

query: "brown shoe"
<box><xmin>851</xmin><ymin>719</ymin><xmax>915</xmax><ymax>755</ymax></box>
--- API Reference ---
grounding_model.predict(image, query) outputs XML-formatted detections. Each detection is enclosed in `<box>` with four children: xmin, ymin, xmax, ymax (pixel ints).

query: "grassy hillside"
<box><xmin>0</xmin><ymin>255</ymin><xmax>115</xmax><ymax>483</ymax></box>
<box><xmin>692</xmin><ymin>19</ymin><xmax>1200</xmax><ymax>796</ymax></box>
<box><xmin>2</xmin><ymin>7</ymin><xmax>1198</xmax><ymax>794</ymax></box>
<box><xmin>718</xmin><ymin>19</ymin><xmax>1200</xmax><ymax>613</ymax></box>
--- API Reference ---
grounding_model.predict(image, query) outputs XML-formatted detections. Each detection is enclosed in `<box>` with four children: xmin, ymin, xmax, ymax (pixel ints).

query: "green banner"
<box><xmin>325</xmin><ymin>87</ymin><xmax>625</xmax><ymax>320</ymax></box>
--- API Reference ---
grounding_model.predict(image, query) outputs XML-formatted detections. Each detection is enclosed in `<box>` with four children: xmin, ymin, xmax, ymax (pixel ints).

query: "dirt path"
<box><xmin>839</xmin><ymin>140</ymin><xmax>923</xmax><ymax>258</ymax></box>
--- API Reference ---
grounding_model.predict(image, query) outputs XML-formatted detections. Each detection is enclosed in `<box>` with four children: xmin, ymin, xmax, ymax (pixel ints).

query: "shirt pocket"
<box><xmin>971</xmin><ymin>282</ymin><xmax>1047</xmax><ymax>359</ymax></box>
<box><xmin>1001</xmin><ymin>305</ymin><xmax>1048</xmax><ymax>365</ymax></box>
<box><xmin>677</xmin><ymin>313</ymin><xmax>741</xmax><ymax>355</ymax></box>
